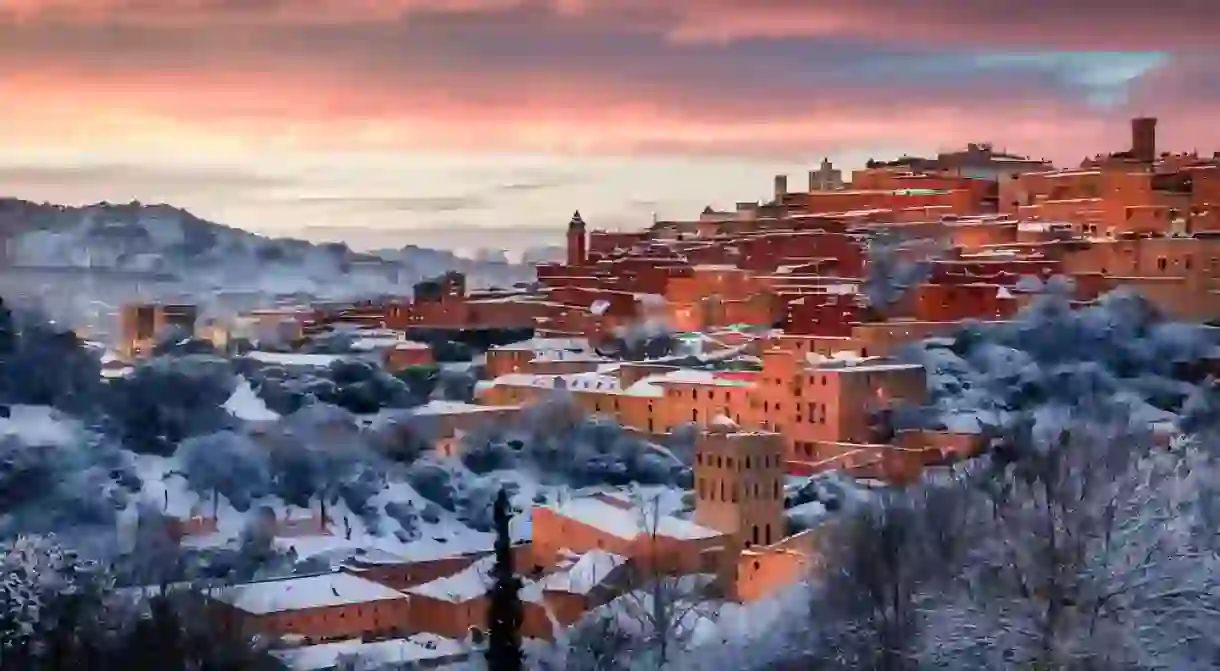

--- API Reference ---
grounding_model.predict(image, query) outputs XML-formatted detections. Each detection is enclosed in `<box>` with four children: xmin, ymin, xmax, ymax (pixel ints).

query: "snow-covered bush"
<box><xmin>0</xmin><ymin>298</ymin><xmax>102</xmax><ymax>412</ymax></box>
<box><xmin>102</xmin><ymin>354</ymin><xmax>238</xmax><ymax>455</ymax></box>
<box><xmin>460</xmin><ymin>401</ymin><xmax>688</xmax><ymax>488</ymax></box>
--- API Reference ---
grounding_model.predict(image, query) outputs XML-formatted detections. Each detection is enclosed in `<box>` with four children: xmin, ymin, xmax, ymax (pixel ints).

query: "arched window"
<box><xmin>720</xmin><ymin>481</ymin><xmax>725</xmax><ymax>500</ymax></box>
<box><xmin>765</xmin><ymin>524</ymin><xmax>772</xmax><ymax>545</ymax></box>
<box><xmin>752</xmin><ymin>525</ymin><xmax>760</xmax><ymax>546</ymax></box>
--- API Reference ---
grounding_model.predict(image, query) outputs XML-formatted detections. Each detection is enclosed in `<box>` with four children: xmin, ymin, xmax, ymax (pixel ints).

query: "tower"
<box><xmin>566</xmin><ymin>210</ymin><xmax>587</xmax><ymax>266</ymax></box>
<box><xmin>694</xmin><ymin>426</ymin><xmax>785</xmax><ymax>550</ymax></box>
<box><xmin>773</xmin><ymin>174</ymin><xmax>788</xmax><ymax>202</ymax></box>
<box><xmin>1132</xmin><ymin>117</ymin><xmax>1157</xmax><ymax>163</ymax></box>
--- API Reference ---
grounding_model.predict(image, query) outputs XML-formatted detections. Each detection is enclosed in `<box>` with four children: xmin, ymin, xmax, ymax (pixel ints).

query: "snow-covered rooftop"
<box><xmin>270</xmin><ymin>634</ymin><xmax>466</xmax><ymax>670</ymax></box>
<box><xmin>493</xmin><ymin>337</ymin><xmax>590</xmax><ymax>353</ymax></box>
<box><xmin>407</xmin><ymin>400</ymin><xmax>521</xmax><ymax>416</ymax></box>
<box><xmin>213</xmin><ymin>572</ymin><xmax>408</xmax><ymax>614</ymax></box>
<box><xmin>407</xmin><ymin>556</ymin><xmax>544</xmax><ymax>604</ymax></box>
<box><xmin>245</xmin><ymin>351</ymin><xmax>347</xmax><ymax>367</ymax></box>
<box><xmin>540</xmin><ymin>550</ymin><xmax>627</xmax><ymax>595</ymax></box>
<box><xmin>544</xmin><ymin>496</ymin><xmax>723</xmax><ymax>542</ymax></box>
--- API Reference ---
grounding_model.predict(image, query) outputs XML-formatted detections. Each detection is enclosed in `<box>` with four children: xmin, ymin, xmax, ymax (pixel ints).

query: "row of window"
<box><xmin>696</xmin><ymin>452</ymin><xmax>781</xmax><ymax>470</ymax></box>
<box><xmin>696</xmin><ymin>477</ymin><xmax>782</xmax><ymax>502</ymax></box>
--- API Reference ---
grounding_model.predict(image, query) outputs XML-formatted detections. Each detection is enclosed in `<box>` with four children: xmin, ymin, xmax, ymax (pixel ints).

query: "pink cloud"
<box><xmin>0</xmin><ymin>65</ymin><xmax>1190</xmax><ymax>166</ymax></box>
<box><xmin>1</xmin><ymin>1</ymin><xmax>1217</xmax><ymax>164</ymax></box>
<box><xmin>4</xmin><ymin>0</ymin><xmax>1215</xmax><ymax>48</ymax></box>
<box><xmin>0</xmin><ymin>0</ymin><xmax>525</xmax><ymax>24</ymax></box>
<box><xmin>650</xmin><ymin>0</ymin><xmax>1220</xmax><ymax>49</ymax></box>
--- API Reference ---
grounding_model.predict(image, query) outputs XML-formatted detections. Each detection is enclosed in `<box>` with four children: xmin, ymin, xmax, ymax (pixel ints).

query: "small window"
<box><xmin>1158</xmin><ymin>257</ymin><xmax>1168</xmax><ymax>271</ymax></box>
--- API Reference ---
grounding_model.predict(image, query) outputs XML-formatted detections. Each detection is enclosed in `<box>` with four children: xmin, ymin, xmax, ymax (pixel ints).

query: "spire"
<box><xmin>569</xmin><ymin>210</ymin><xmax>585</xmax><ymax>228</ymax></box>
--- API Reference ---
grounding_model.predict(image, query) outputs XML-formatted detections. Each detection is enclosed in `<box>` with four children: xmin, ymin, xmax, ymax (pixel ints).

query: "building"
<box><xmin>210</xmin><ymin>572</ymin><xmax>411</xmax><ymax>645</ymax></box>
<box><xmin>270</xmin><ymin>634</ymin><xmax>469</xmax><ymax>671</ymax></box>
<box><xmin>808</xmin><ymin>158</ymin><xmax>845</xmax><ymax>191</ymax></box>
<box><xmin>693</xmin><ymin>426</ymin><xmax>786</xmax><ymax>551</ymax></box>
<box><xmin>404</xmin><ymin>555</ymin><xmax>555</xmax><ymax>641</ymax></box>
<box><xmin>119</xmin><ymin>302</ymin><xmax>198</xmax><ymax>358</ymax></box>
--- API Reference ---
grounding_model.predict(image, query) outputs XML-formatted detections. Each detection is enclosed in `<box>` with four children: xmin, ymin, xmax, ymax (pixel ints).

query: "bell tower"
<box><xmin>566</xmin><ymin>210</ymin><xmax>587</xmax><ymax>266</ymax></box>
<box><xmin>694</xmin><ymin>425</ymin><xmax>785</xmax><ymax>549</ymax></box>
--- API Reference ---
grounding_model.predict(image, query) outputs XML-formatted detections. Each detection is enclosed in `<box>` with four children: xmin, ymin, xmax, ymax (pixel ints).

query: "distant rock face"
<box><xmin>0</xmin><ymin>199</ymin><xmax>534</xmax><ymax>331</ymax></box>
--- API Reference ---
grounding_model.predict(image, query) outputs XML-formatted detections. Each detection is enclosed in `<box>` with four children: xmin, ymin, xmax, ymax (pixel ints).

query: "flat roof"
<box><xmin>213</xmin><ymin>572</ymin><xmax>407</xmax><ymax>615</ymax></box>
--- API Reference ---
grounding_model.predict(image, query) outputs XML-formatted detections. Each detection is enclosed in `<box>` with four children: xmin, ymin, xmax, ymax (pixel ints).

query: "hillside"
<box><xmin>0</xmin><ymin>198</ymin><xmax>533</xmax><ymax>331</ymax></box>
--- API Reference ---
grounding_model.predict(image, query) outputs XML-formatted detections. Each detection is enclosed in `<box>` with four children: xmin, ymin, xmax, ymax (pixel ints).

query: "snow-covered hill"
<box><xmin>0</xmin><ymin>198</ymin><xmax>533</xmax><ymax>331</ymax></box>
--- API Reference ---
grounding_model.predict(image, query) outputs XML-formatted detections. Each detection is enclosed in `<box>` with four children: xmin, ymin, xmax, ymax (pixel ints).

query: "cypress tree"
<box><xmin>485</xmin><ymin>488</ymin><xmax>523</xmax><ymax>671</ymax></box>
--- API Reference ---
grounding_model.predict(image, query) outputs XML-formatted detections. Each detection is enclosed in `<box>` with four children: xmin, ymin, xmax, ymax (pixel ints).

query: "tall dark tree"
<box><xmin>485</xmin><ymin>488</ymin><xmax>524</xmax><ymax>671</ymax></box>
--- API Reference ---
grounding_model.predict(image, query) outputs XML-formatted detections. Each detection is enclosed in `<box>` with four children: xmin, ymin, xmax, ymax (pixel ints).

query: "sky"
<box><xmin>0</xmin><ymin>1</ymin><xmax>1217</xmax><ymax>256</ymax></box>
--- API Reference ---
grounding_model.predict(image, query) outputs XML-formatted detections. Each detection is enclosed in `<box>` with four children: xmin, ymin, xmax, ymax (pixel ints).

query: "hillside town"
<box><xmin>97</xmin><ymin>116</ymin><xmax>1220</xmax><ymax>669</ymax></box>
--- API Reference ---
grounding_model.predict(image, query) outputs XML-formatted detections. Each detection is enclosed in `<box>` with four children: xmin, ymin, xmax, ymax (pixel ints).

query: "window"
<box><xmin>697</xmin><ymin>454</ymin><xmax>703</xmax><ymax>465</ymax></box>
<box><xmin>1158</xmin><ymin>257</ymin><xmax>1168</xmax><ymax>271</ymax></box>
<box><xmin>746</xmin><ymin>456</ymin><xmax>752</xmax><ymax>469</ymax></box>
<box><xmin>752</xmin><ymin>525</ymin><xmax>760</xmax><ymax>546</ymax></box>
<box><xmin>727</xmin><ymin>457</ymin><xmax>734</xmax><ymax>468</ymax></box>
<box><xmin>765</xmin><ymin>524</ymin><xmax>773</xmax><ymax>545</ymax></box>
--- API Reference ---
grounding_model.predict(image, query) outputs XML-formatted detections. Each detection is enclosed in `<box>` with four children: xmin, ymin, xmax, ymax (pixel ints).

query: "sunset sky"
<box><xmin>0</xmin><ymin>1</ymin><xmax>1216</xmax><ymax>255</ymax></box>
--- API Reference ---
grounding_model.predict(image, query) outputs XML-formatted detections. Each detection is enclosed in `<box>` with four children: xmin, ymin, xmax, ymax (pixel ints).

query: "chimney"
<box><xmin>1132</xmin><ymin>117</ymin><xmax>1157</xmax><ymax>163</ymax></box>
<box><xmin>773</xmin><ymin>174</ymin><xmax>788</xmax><ymax>201</ymax></box>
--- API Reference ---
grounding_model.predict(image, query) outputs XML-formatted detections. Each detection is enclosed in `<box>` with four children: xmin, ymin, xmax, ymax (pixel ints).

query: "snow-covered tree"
<box><xmin>922</xmin><ymin>405</ymin><xmax>1220</xmax><ymax>669</ymax></box>
<box><xmin>0</xmin><ymin>535</ymin><xmax>102</xmax><ymax>657</ymax></box>
<box><xmin>860</xmin><ymin>230</ymin><xmax>942</xmax><ymax>320</ymax></box>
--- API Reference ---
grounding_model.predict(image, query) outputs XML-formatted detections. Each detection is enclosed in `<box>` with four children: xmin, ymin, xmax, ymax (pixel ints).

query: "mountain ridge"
<box><xmin>0</xmin><ymin>197</ymin><xmax>535</xmax><ymax>332</ymax></box>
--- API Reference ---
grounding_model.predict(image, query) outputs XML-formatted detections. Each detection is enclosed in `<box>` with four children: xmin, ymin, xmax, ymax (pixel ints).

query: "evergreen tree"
<box><xmin>485</xmin><ymin>488</ymin><xmax>524</xmax><ymax>671</ymax></box>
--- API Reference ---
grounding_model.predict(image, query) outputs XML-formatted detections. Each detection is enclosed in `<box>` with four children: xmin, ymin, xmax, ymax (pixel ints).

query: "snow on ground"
<box><xmin>0</xmin><ymin>405</ymin><xmax>79</xmax><ymax>445</ymax></box>
<box><xmin>222</xmin><ymin>376</ymin><xmax>280</xmax><ymax>422</ymax></box>
<box><xmin>129</xmin><ymin>454</ymin><xmax>592</xmax><ymax>566</ymax></box>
